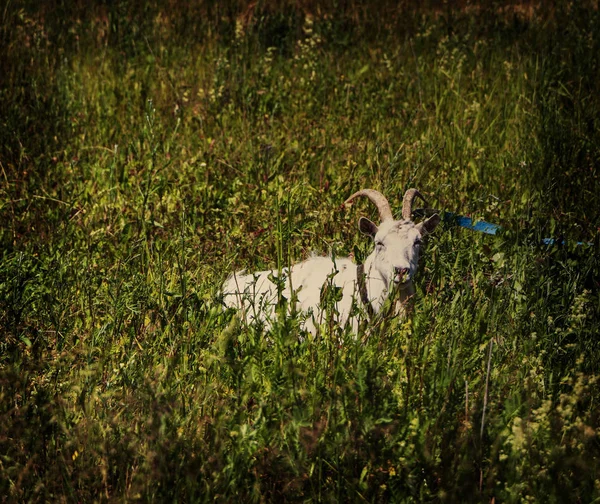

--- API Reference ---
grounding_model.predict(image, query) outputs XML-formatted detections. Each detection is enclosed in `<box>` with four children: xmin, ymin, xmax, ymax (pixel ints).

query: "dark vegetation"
<box><xmin>1</xmin><ymin>1</ymin><xmax>599</xmax><ymax>501</ymax></box>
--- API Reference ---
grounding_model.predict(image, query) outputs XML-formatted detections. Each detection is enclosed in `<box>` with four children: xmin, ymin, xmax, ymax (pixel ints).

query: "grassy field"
<box><xmin>1</xmin><ymin>1</ymin><xmax>599</xmax><ymax>501</ymax></box>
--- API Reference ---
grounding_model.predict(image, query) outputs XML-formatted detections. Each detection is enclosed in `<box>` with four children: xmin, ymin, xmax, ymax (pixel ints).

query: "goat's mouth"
<box><xmin>393</xmin><ymin>277</ymin><xmax>412</xmax><ymax>288</ymax></box>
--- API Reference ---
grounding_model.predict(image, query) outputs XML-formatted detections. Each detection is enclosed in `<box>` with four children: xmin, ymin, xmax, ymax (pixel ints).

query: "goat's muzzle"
<box><xmin>394</xmin><ymin>267</ymin><xmax>411</xmax><ymax>285</ymax></box>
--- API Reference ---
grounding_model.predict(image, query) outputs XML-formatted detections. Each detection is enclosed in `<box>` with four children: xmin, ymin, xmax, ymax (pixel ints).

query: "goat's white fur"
<box><xmin>222</xmin><ymin>189</ymin><xmax>440</xmax><ymax>334</ymax></box>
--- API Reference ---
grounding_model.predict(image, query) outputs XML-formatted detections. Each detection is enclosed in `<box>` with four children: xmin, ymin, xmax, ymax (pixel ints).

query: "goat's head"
<box><xmin>345</xmin><ymin>189</ymin><xmax>440</xmax><ymax>288</ymax></box>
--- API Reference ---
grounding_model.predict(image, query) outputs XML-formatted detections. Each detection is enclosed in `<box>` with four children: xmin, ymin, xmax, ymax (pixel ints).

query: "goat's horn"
<box><xmin>401</xmin><ymin>188</ymin><xmax>428</xmax><ymax>220</ymax></box>
<box><xmin>344</xmin><ymin>189</ymin><xmax>393</xmax><ymax>222</ymax></box>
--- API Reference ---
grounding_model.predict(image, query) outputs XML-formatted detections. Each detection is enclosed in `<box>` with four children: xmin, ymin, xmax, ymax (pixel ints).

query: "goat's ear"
<box><xmin>417</xmin><ymin>213</ymin><xmax>441</xmax><ymax>235</ymax></box>
<box><xmin>359</xmin><ymin>217</ymin><xmax>378</xmax><ymax>238</ymax></box>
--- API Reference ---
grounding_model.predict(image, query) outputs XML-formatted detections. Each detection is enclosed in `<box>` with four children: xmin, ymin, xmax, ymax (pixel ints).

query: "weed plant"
<box><xmin>1</xmin><ymin>1</ymin><xmax>599</xmax><ymax>502</ymax></box>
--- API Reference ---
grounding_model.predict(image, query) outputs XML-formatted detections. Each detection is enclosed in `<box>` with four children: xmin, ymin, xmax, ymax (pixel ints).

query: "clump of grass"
<box><xmin>1</xmin><ymin>1</ymin><xmax>599</xmax><ymax>501</ymax></box>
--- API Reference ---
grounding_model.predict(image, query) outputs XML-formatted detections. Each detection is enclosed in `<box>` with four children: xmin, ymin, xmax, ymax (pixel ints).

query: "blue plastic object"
<box><xmin>440</xmin><ymin>211</ymin><xmax>592</xmax><ymax>246</ymax></box>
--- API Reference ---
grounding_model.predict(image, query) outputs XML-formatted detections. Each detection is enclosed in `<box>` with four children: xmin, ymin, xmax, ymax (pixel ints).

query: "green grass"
<box><xmin>1</xmin><ymin>1</ymin><xmax>599</xmax><ymax>501</ymax></box>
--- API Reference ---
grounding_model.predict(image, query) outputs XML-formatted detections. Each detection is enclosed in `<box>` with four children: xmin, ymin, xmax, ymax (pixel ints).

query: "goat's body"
<box><xmin>222</xmin><ymin>254</ymin><xmax>413</xmax><ymax>334</ymax></box>
<box><xmin>222</xmin><ymin>188</ymin><xmax>439</xmax><ymax>335</ymax></box>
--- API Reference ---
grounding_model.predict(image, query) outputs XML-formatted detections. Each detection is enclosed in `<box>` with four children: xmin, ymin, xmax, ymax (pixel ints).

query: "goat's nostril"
<box><xmin>394</xmin><ymin>267</ymin><xmax>409</xmax><ymax>277</ymax></box>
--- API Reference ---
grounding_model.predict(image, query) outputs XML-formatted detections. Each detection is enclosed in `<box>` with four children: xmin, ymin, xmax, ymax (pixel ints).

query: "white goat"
<box><xmin>222</xmin><ymin>189</ymin><xmax>440</xmax><ymax>334</ymax></box>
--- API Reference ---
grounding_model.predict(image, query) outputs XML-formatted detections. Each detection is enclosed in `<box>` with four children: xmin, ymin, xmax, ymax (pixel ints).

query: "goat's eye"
<box><xmin>375</xmin><ymin>241</ymin><xmax>385</xmax><ymax>249</ymax></box>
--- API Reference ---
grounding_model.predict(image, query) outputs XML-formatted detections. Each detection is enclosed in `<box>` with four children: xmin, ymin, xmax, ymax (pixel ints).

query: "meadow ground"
<box><xmin>1</xmin><ymin>1</ymin><xmax>599</xmax><ymax>501</ymax></box>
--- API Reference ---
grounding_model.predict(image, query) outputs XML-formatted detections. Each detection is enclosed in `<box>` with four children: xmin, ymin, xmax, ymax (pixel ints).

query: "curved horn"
<box><xmin>344</xmin><ymin>189</ymin><xmax>393</xmax><ymax>222</ymax></box>
<box><xmin>402</xmin><ymin>188</ymin><xmax>428</xmax><ymax>220</ymax></box>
